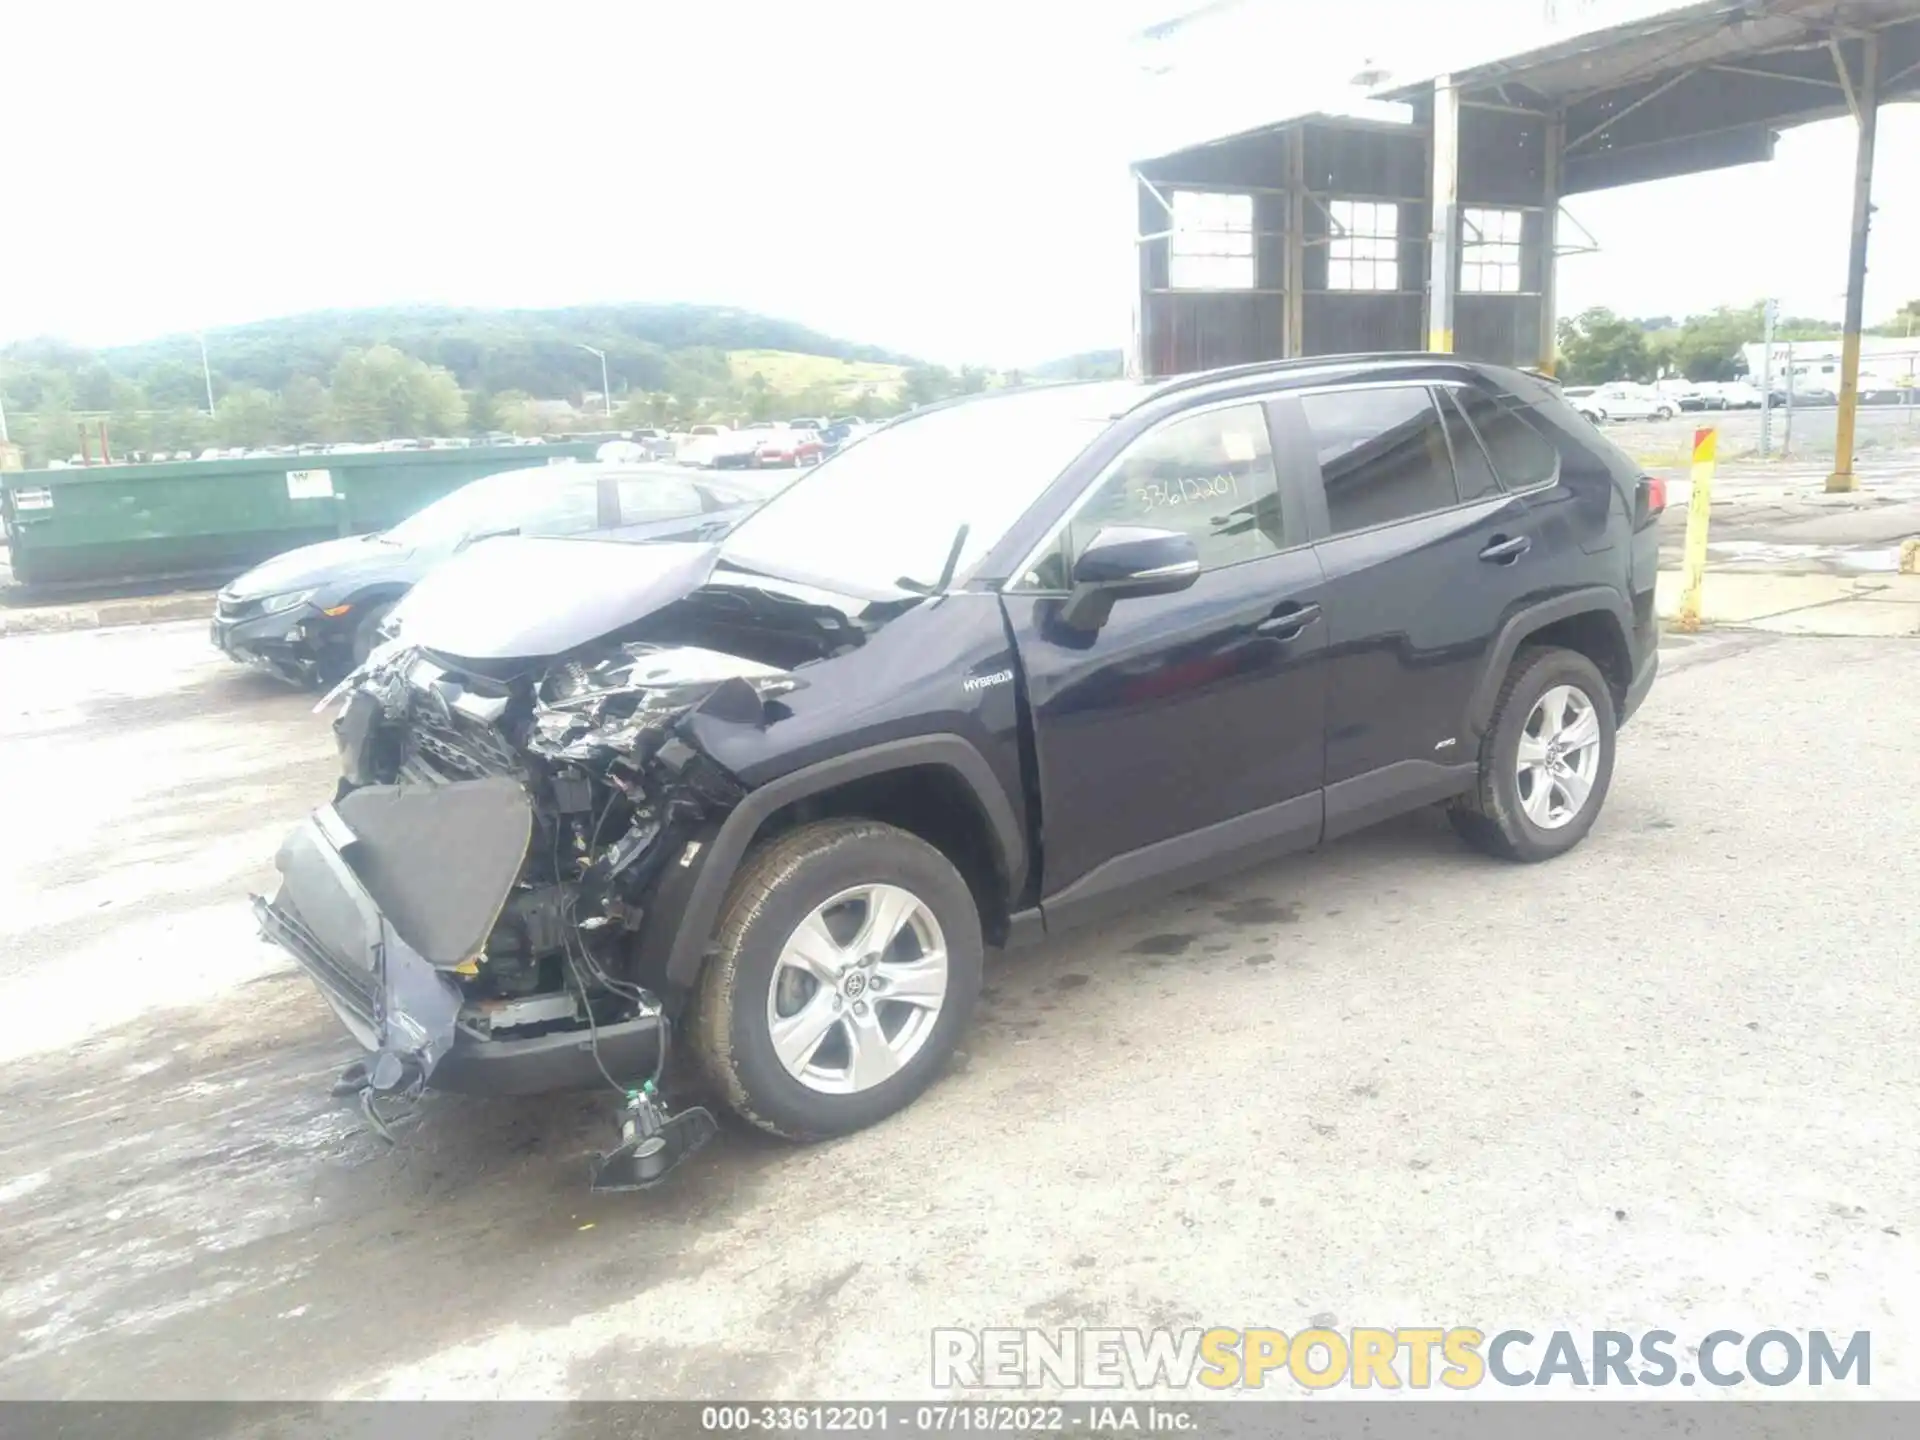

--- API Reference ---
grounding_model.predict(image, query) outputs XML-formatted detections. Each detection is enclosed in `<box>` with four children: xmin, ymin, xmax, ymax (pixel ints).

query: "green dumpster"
<box><xmin>0</xmin><ymin>443</ymin><xmax>600</xmax><ymax>590</ymax></box>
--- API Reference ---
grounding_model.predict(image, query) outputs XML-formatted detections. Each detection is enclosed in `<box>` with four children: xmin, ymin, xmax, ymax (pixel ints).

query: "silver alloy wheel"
<box><xmin>765</xmin><ymin>882</ymin><xmax>949</xmax><ymax>1095</ymax></box>
<box><xmin>1516</xmin><ymin>683</ymin><xmax>1603</xmax><ymax>830</ymax></box>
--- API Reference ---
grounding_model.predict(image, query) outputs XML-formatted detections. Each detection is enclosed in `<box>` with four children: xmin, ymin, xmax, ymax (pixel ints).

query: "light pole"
<box><xmin>578</xmin><ymin>344</ymin><xmax>612</xmax><ymax>419</ymax></box>
<box><xmin>198</xmin><ymin>331</ymin><xmax>217</xmax><ymax>416</ymax></box>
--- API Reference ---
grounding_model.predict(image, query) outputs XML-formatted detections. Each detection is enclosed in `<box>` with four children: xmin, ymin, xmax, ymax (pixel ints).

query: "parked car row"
<box><xmin>1557</xmin><ymin>376</ymin><xmax>1902</xmax><ymax>425</ymax></box>
<box><xmin>235</xmin><ymin>354</ymin><xmax>1663</xmax><ymax>1192</ymax></box>
<box><xmin>210</xmin><ymin>462</ymin><xmax>781</xmax><ymax>686</ymax></box>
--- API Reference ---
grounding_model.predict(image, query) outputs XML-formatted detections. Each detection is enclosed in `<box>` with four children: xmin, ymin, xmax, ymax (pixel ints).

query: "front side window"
<box><xmin>1169</xmin><ymin>190</ymin><xmax>1256</xmax><ymax>291</ymax></box>
<box><xmin>1023</xmin><ymin>403</ymin><xmax>1284</xmax><ymax>588</ymax></box>
<box><xmin>1461</xmin><ymin>207</ymin><xmax>1524</xmax><ymax>294</ymax></box>
<box><xmin>1300</xmin><ymin>386</ymin><xmax>1460</xmax><ymax>535</ymax></box>
<box><xmin>1327</xmin><ymin>200</ymin><xmax>1399</xmax><ymax>292</ymax></box>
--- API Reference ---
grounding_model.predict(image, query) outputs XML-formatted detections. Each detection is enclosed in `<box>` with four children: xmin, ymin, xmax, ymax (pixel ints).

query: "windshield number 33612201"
<box><xmin>1136</xmin><ymin>474</ymin><xmax>1239</xmax><ymax>511</ymax></box>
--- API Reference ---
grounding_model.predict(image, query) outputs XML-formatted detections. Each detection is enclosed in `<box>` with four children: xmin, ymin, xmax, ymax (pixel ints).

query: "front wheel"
<box><xmin>1655</xmin><ymin>405</ymin><xmax>1675</xmax><ymax>420</ymax></box>
<box><xmin>1448</xmin><ymin>646</ymin><xmax>1617</xmax><ymax>863</ymax></box>
<box><xmin>691</xmin><ymin>819</ymin><xmax>983</xmax><ymax>1140</ymax></box>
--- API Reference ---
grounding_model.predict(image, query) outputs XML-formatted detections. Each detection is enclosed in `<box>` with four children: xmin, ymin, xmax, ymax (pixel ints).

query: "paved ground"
<box><xmin>1652</xmin><ymin>457</ymin><xmax>1920</xmax><ymax>576</ymax></box>
<box><xmin>1</xmin><ymin>620</ymin><xmax>1916</xmax><ymax>1401</ymax></box>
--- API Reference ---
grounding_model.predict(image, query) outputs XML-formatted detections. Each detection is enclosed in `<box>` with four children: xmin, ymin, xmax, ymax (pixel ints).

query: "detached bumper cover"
<box><xmin>254</xmin><ymin>777</ymin><xmax>657</xmax><ymax>1095</ymax></box>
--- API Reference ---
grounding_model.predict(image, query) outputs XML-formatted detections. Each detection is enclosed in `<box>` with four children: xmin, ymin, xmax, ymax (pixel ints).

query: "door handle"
<box><xmin>1256</xmin><ymin>601</ymin><xmax>1321</xmax><ymax>639</ymax></box>
<box><xmin>1479</xmin><ymin>534</ymin><xmax>1531</xmax><ymax>564</ymax></box>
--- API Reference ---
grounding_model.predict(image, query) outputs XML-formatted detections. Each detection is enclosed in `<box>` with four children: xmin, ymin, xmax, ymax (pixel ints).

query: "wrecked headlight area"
<box><xmin>259</xmin><ymin>636</ymin><xmax>806</xmax><ymax>1186</ymax></box>
<box><xmin>251</xmin><ymin>636</ymin><xmax>802</xmax><ymax>1185</ymax></box>
<box><xmin>258</xmin><ymin>567</ymin><xmax>884</xmax><ymax>1187</ymax></box>
<box><xmin>321</xmin><ymin>640</ymin><xmax>799</xmax><ymax>1066</ymax></box>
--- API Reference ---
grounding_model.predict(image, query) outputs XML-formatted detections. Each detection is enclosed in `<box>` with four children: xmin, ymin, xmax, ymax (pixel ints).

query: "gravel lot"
<box><xmin>1</xmin><ymin>619</ymin><xmax>1915</xmax><ymax>1401</ymax></box>
<box><xmin>1606</xmin><ymin>402</ymin><xmax>1920</xmax><ymax>466</ymax></box>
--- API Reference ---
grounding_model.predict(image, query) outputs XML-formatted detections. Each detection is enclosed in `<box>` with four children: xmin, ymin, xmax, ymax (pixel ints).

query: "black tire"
<box><xmin>691</xmin><ymin>819</ymin><xmax>983</xmax><ymax>1141</ymax></box>
<box><xmin>1448</xmin><ymin>646</ymin><xmax>1617</xmax><ymax>864</ymax></box>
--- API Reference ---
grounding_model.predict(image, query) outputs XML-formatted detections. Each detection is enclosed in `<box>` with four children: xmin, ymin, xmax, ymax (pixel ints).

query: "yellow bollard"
<box><xmin>1674</xmin><ymin>426</ymin><xmax>1717</xmax><ymax>634</ymax></box>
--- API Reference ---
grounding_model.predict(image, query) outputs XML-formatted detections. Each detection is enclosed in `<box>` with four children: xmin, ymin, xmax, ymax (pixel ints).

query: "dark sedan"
<box><xmin>210</xmin><ymin>462</ymin><xmax>777</xmax><ymax>685</ymax></box>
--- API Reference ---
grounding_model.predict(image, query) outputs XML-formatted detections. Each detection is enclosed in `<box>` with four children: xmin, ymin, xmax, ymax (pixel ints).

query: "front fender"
<box><xmin>640</xmin><ymin>734</ymin><xmax>1026</xmax><ymax>993</ymax></box>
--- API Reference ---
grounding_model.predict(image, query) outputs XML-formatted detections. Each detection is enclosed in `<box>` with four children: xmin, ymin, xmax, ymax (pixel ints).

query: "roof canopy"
<box><xmin>1381</xmin><ymin>0</ymin><xmax>1920</xmax><ymax>192</ymax></box>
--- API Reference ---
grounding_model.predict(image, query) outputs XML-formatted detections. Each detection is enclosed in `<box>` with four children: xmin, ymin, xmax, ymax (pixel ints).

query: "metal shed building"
<box><xmin>1130</xmin><ymin>0</ymin><xmax>1920</xmax><ymax>480</ymax></box>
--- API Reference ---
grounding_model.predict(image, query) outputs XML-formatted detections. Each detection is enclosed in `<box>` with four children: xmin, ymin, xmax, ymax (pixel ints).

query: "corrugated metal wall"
<box><xmin>1133</xmin><ymin>105</ymin><xmax>1558</xmax><ymax>376</ymax></box>
<box><xmin>1453</xmin><ymin>105</ymin><xmax>1552</xmax><ymax>371</ymax></box>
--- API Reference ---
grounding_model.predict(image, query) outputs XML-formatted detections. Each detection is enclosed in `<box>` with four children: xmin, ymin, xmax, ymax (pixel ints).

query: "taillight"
<box><xmin>1636</xmin><ymin>475</ymin><xmax>1667</xmax><ymax>528</ymax></box>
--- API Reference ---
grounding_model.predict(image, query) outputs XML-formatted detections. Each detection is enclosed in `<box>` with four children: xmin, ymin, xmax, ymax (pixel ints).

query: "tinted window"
<box><xmin>1450</xmin><ymin>389</ymin><xmax>1560</xmax><ymax>491</ymax></box>
<box><xmin>1051</xmin><ymin>403</ymin><xmax>1284</xmax><ymax>582</ymax></box>
<box><xmin>1301</xmin><ymin>387</ymin><xmax>1459</xmax><ymax>535</ymax></box>
<box><xmin>1438</xmin><ymin>391</ymin><xmax>1501</xmax><ymax>502</ymax></box>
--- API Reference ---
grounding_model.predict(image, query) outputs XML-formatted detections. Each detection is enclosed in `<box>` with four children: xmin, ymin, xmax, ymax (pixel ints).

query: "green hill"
<box><xmin>1</xmin><ymin>303</ymin><xmax>918</xmax><ymax>412</ymax></box>
<box><xmin>0</xmin><ymin>303</ymin><xmax>1124</xmax><ymax>463</ymax></box>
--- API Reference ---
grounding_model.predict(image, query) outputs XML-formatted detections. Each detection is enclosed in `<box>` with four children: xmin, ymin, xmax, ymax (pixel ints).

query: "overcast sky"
<box><xmin>5</xmin><ymin>0</ymin><xmax>1916</xmax><ymax>367</ymax></box>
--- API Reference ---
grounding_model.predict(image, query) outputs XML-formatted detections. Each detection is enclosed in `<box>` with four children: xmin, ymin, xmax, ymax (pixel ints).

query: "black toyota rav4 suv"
<box><xmin>258</xmin><ymin>355</ymin><xmax>1660</xmax><ymax>1184</ymax></box>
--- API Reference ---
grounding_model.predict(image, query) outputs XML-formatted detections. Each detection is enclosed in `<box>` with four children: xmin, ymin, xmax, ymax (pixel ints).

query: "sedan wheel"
<box><xmin>766</xmin><ymin>883</ymin><xmax>949</xmax><ymax>1095</ymax></box>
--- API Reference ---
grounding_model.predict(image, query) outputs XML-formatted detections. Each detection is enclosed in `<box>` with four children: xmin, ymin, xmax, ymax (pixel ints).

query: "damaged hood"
<box><xmin>387</xmin><ymin>535</ymin><xmax>721</xmax><ymax>661</ymax></box>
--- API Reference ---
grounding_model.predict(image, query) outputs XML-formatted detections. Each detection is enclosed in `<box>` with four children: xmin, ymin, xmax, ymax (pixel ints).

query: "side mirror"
<box><xmin>1059</xmin><ymin>525</ymin><xmax>1201</xmax><ymax>631</ymax></box>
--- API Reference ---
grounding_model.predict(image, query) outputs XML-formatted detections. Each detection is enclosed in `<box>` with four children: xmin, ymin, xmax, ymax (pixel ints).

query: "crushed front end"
<box><xmin>253</xmin><ymin>638</ymin><xmax>795</xmax><ymax>1178</ymax></box>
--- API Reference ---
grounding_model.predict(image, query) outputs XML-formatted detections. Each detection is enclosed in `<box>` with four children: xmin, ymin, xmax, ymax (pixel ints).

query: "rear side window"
<box><xmin>1437</xmin><ymin>391</ymin><xmax>1501</xmax><ymax>503</ymax></box>
<box><xmin>1301</xmin><ymin>386</ymin><xmax>1459</xmax><ymax>535</ymax></box>
<box><xmin>1451</xmin><ymin>388</ymin><xmax>1561</xmax><ymax>490</ymax></box>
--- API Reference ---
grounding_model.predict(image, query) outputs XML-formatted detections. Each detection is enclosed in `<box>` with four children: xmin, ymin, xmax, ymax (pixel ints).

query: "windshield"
<box><xmin>718</xmin><ymin>382</ymin><xmax>1144</xmax><ymax>596</ymax></box>
<box><xmin>383</xmin><ymin>464</ymin><xmax>602</xmax><ymax>548</ymax></box>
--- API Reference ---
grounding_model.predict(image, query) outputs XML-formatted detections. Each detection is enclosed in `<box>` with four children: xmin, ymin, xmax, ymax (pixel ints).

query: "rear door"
<box><xmin>1292</xmin><ymin>382</ymin><xmax>1548</xmax><ymax>837</ymax></box>
<box><xmin>1001</xmin><ymin>397</ymin><xmax>1327</xmax><ymax>925</ymax></box>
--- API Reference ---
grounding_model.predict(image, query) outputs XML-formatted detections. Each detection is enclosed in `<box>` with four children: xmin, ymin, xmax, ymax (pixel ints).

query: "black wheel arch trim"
<box><xmin>653</xmin><ymin>735</ymin><xmax>1026</xmax><ymax>991</ymax></box>
<box><xmin>1466</xmin><ymin>587</ymin><xmax>1633</xmax><ymax>738</ymax></box>
<box><xmin>338</xmin><ymin>582</ymin><xmax>412</xmax><ymax>617</ymax></box>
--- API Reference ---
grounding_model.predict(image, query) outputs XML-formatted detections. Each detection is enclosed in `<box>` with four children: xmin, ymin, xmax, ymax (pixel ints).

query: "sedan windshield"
<box><xmin>384</xmin><ymin>465</ymin><xmax>603</xmax><ymax>548</ymax></box>
<box><xmin>718</xmin><ymin>382</ymin><xmax>1144</xmax><ymax>596</ymax></box>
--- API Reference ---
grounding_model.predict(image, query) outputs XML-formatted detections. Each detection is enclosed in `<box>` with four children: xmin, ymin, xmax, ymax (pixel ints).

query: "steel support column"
<box><xmin>1285</xmin><ymin>128</ymin><xmax>1306</xmax><ymax>357</ymax></box>
<box><xmin>1427</xmin><ymin>77</ymin><xmax>1460</xmax><ymax>353</ymax></box>
<box><xmin>1829</xmin><ymin>33</ymin><xmax>1879</xmax><ymax>494</ymax></box>
<box><xmin>1539</xmin><ymin>111</ymin><xmax>1564</xmax><ymax>373</ymax></box>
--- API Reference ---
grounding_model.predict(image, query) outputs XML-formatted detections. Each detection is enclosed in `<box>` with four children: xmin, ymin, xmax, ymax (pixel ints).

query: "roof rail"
<box><xmin>1134</xmin><ymin>352</ymin><xmax>1485</xmax><ymax>408</ymax></box>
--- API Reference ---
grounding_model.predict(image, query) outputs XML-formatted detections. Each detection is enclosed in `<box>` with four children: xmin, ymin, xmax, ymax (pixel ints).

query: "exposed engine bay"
<box><xmin>252</xmin><ymin>546</ymin><xmax>915</xmax><ymax>1187</ymax></box>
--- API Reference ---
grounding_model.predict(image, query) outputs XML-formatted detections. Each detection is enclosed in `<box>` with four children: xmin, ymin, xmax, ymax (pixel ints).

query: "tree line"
<box><xmin>0</xmin><ymin>302</ymin><xmax>1128</xmax><ymax>466</ymax></box>
<box><xmin>1555</xmin><ymin>299</ymin><xmax>1920</xmax><ymax>386</ymax></box>
<box><xmin>2</xmin><ymin>348</ymin><xmax>1133</xmax><ymax>467</ymax></box>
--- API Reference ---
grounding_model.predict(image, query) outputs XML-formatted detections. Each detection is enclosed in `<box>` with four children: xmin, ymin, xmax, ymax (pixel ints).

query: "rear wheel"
<box><xmin>1448</xmin><ymin>647</ymin><xmax>1616</xmax><ymax>863</ymax></box>
<box><xmin>691</xmin><ymin>819</ymin><xmax>983</xmax><ymax>1140</ymax></box>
